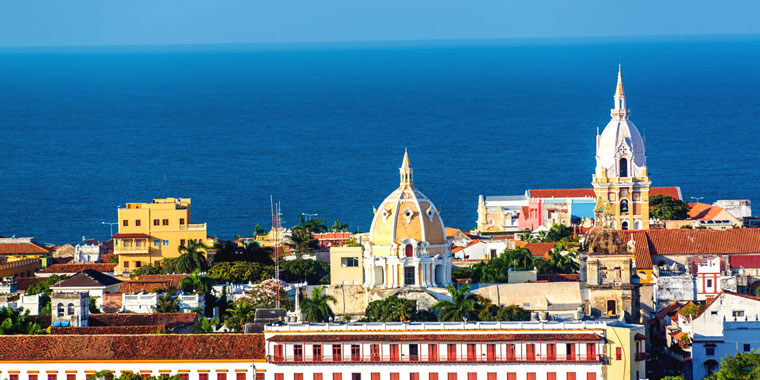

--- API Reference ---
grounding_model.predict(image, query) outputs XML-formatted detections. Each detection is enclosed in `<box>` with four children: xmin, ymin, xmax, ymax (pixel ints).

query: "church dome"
<box><xmin>368</xmin><ymin>150</ymin><xmax>446</xmax><ymax>247</ymax></box>
<box><xmin>595</xmin><ymin>66</ymin><xmax>647</xmax><ymax>178</ymax></box>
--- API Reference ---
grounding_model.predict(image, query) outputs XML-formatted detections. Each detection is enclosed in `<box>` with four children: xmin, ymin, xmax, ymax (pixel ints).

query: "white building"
<box><xmin>265</xmin><ymin>322</ymin><xmax>606</xmax><ymax>380</ymax></box>
<box><xmin>452</xmin><ymin>240</ymin><xmax>508</xmax><ymax>261</ymax></box>
<box><xmin>122</xmin><ymin>292</ymin><xmax>204</xmax><ymax>313</ymax></box>
<box><xmin>74</xmin><ymin>243</ymin><xmax>101</xmax><ymax>263</ymax></box>
<box><xmin>690</xmin><ymin>292</ymin><xmax>760</xmax><ymax>380</ymax></box>
<box><xmin>50</xmin><ymin>269</ymin><xmax>122</xmax><ymax>310</ymax></box>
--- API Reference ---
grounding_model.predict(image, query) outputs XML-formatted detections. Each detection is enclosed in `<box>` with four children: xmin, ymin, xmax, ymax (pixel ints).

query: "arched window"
<box><xmin>620</xmin><ymin>199</ymin><xmax>629</xmax><ymax>214</ymax></box>
<box><xmin>57</xmin><ymin>303</ymin><xmax>64</xmax><ymax>318</ymax></box>
<box><xmin>621</xmin><ymin>221</ymin><xmax>629</xmax><ymax>230</ymax></box>
<box><xmin>634</xmin><ymin>220</ymin><xmax>642</xmax><ymax>230</ymax></box>
<box><xmin>67</xmin><ymin>303</ymin><xmax>75</xmax><ymax>315</ymax></box>
<box><xmin>619</xmin><ymin>158</ymin><xmax>628</xmax><ymax>177</ymax></box>
<box><xmin>405</xmin><ymin>245</ymin><xmax>414</xmax><ymax>257</ymax></box>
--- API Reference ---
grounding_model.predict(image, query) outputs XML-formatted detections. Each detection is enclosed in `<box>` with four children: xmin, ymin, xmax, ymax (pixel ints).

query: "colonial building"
<box><xmin>112</xmin><ymin>198</ymin><xmax>208</xmax><ymax>275</ymax></box>
<box><xmin>592</xmin><ymin>66</ymin><xmax>651</xmax><ymax>231</ymax></box>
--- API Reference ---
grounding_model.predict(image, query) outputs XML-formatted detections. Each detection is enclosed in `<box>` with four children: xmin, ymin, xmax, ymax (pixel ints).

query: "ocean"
<box><xmin>1</xmin><ymin>36</ymin><xmax>759</xmax><ymax>244</ymax></box>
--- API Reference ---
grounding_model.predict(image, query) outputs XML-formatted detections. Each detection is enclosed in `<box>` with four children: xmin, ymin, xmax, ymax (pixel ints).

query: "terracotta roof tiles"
<box><xmin>514</xmin><ymin>241</ymin><xmax>556</xmax><ymax>257</ymax></box>
<box><xmin>0</xmin><ymin>241</ymin><xmax>52</xmax><ymax>255</ymax></box>
<box><xmin>0</xmin><ymin>334</ymin><xmax>264</xmax><ymax>361</ymax></box>
<box><xmin>687</xmin><ymin>203</ymin><xmax>727</xmax><ymax>221</ymax></box>
<box><xmin>40</xmin><ymin>263</ymin><xmax>117</xmax><ymax>274</ymax></box>
<box><xmin>729</xmin><ymin>255</ymin><xmax>760</xmax><ymax>269</ymax></box>
<box><xmin>268</xmin><ymin>333</ymin><xmax>601</xmax><ymax>342</ymax></box>
<box><xmin>528</xmin><ymin>187</ymin><xmax>681</xmax><ymax>200</ymax></box>
<box><xmin>629</xmin><ymin>229</ymin><xmax>760</xmax><ymax>256</ymax></box>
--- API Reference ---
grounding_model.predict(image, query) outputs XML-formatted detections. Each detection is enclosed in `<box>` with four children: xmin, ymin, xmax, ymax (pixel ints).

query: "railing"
<box><xmin>115</xmin><ymin>246</ymin><xmax>151</xmax><ymax>255</ymax></box>
<box><xmin>635</xmin><ymin>352</ymin><xmax>646</xmax><ymax>361</ymax></box>
<box><xmin>179</xmin><ymin>223</ymin><xmax>206</xmax><ymax>231</ymax></box>
<box><xmin>269</xmin><ymin>354</ymin><xmax>602</xmax><ymax>364</ymax></box>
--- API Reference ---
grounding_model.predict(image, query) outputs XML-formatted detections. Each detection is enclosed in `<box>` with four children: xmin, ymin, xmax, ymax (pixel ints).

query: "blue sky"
<box><xmin>1</xmin><ymin>1</ymin><xmax>759</xmax><ymax>47</ymax></box>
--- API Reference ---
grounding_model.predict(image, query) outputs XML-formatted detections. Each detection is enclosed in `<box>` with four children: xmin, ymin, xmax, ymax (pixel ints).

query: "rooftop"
<box><xmin>0</xmin><ymin>238</ymin><xmax>52</xmax><ymax>255</ymax></box>
<box><xmin>40</xmin><ymin>263</ymin><xmax>118</xmax><ymax>274</ymax></box>
<box><xmin>624</xmin><ymin>228</ymin><xmax>760</xmax><ymax>257</ymax></box>
<box><xmin>527</xmin><ymin>187</ymin><xmax>681</xmax><ymax>200</ymax></box>
<box><xmin>264</xmin><ymin>321</ymin><xmax>607</xmax><ymax>333</ymax></box>
<box><xmin>51</xmin><ymin>269</ymin><xmax>122</xmax><ymax>288</ymax></box>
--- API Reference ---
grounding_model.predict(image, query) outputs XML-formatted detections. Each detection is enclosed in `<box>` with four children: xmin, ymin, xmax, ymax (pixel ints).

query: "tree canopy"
<box><xmin>211</xmin><ymin>240</ymin><xmax>274</xmax><ymax>266</ymax></box>
<box><xmin>300</xmin><ymin>285</ymin><xmax>337</xmax><ymax>322</ymax></box>
<box><xmin>207</xmin><ymin>261</ymin><xmax>272</xmax><ymax>284</ymax></box>
<box><xmin>706</xmin><ymin>351</ymin><xmax>760</xmax><ymax>380</ymax></box>
<box><xmin>650</xmin><ymin>195</ymin><xmax>691</xmax><ymax>220</ymax></box>
<box><xmin>175</xmin><ymin>240</ymin><xmax>209</xmax><ymax>273</ymax></box>
<box><xmin>279</xmin><ymin>259</ymin><xmax>329</xmax><ymax>285</ymax></box>
<box><xmin>0</xmin><ymin>306</ymin><xmax>44</xmax><ymax>335</ymax></box>
<box><xmin>361</xmin><ymin>296</ymin><xmax>436</xmax><ymax>322</ymax></box>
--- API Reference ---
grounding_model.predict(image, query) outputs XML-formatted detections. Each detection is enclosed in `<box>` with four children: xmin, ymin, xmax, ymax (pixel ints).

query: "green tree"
<box><xmin>433</xmin><ymin>284</ymin><xmax>478</xmax><ymax>322</ymax></box>
<box><xmin>280</xmin><ymin>259</ymin><xmax>330</xmax><ymax>284</ymax></box>
<box><xmin>650</xmin><ymin>195</ymin><xmax>691</xmax><ymax>220</ymax></box>
<box><xmin>192</xmin><ymin>316</ymin><xmax>220</xmax><ymax>333</ymax></box>
<box><xmin>495</xmin><ymin>304</ymin><xmax>531</xmax><ymax>321</ymax></box>
<box><xmin>224</xmin><ymin>300</ymin><xmax>255</xmax><ymax>332</ymax></box>
<box><xmin>332</xmin><ymin>220</ymin><xmax>349</xmax><ymax>232</ymax></box>
<box><xmin>180</xmin><ymin>270</ymin><xmax>216</xmax><ymax>293</ymax></box>
<box><xmin>503</xmin><ymin>247</ymin><xmax>535</xmax><ymax>271</ymax></box>
<box><xmin>131</xmin><ymin>258</ymin><xmax>178</xmax><ymax>276</ymax></box>
<box><xmin>533</xmin><ymin>245</ymin><xmax>579</xmax><ymax>274</ymax></box>
<box><xmin>285</xmin><ymin>215</ymin><xmax>329</xmax><ymax>255</ymax></box>
<box><xmin>708</xmin><ymin>351</ymin><xmax>760</xmax><ymax>380</ymax></box>
<box><xmin>252</xmin><ymin>223</ymin><xmax>268</xmax><ymax>238</ymax></box>
<box><xmin>0</xmin><ymin>306</ymin><xmax>44</xmax><ymax>335</ymax></box>
<box><xmin>175</xmin><ymin>240</ymin><xmax>209</xmax><ymax>273</ymax></box>
<box><xmin>361</xmin><ymin>296</ymin><xmax>435</xmax><ymax>322</ymax></box>
<box><xmin>207</xmin><ymin>261</ymin><xmax>272</xmax><ymax>284</ymax></box>
<box><xmin>659</xmin><ymin>376</ymin><xmax>685</xmax><ymax>380</ymax></box>
<box><xmin>89</xmin><ymin>297</ymin><xmax>101</xmax><ymax>314</ymax></box>
<box><xmin>679</xmin><ymin>303</ymin><xmax>704</xmax><ymax>320</ymax></box>
<box><xmin>300</xmin><ymin>285</ymin><xmax>337</xmax><ymax>322</ymax></box>
<box><xmin>152</xmin><ymin>291</ymin><xmax>180</xmax><ymax>313</ymax></box>
<box><xmin>26</xmin><ymin>275</ymin><xmax>67</xmax><ymax>295</ymax></box>
<box><xmin>211</xmin><ymin>240</ymin><xmax>274</xmax><ymax>266</ymax></box>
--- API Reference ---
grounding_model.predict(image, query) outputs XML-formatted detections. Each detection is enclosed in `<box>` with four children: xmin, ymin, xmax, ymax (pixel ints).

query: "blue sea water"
<box><xmin>1</xmin><ymin>36</ymin><xmax>759</xmax><ymax>244</ymax></box>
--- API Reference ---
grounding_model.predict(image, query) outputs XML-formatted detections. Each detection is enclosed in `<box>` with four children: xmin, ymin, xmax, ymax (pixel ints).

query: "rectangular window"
<box><xmin>163</xmin><ymin>240</ymin><xmax>169</xmax><ymax>246</ymax></box>
<box><xmin>744</xmin><ymin>344</ymin><xmax>751</xmax><ymax>352</ymax></box>
<box><xmin>257</xmin><ymin>374</ymin><xmax>265</xmax><ymax>380</ymax></box>
<box><xmin>294</xmin><ymin>344</ymin><xmax>304</xmax><ymax>361</ymax></box>
<box><xmin>30</xmin><ymin>375</ymin><xmax>38</xmax><ymax>380</ymax></box>
<box><xmin>467</xmin><ymin>373</ymin><xmax>476</xmax><ymax>380</ymax></box>
<box><xmin>447</xmin><ymin>344</ymin><xmax>457</xmax><ymax>361</ymax></box>
<box><xmin>237</xmin><ymin>374</ymin><xmax>245</xmax><ymax>380</ymax></box>
<box><xmin>10</xmin><ymin>375</ymin><xmax>19</xmax><ymax>380</ymax></box>
<box><xmin>616</xmin><ymin>347</ymin><xmax>622</xmax><ymax>360</ymax></box>
<box><xmin>506</xmin><ymin>374</ymin><xmax>516</xmax><ymax>380</ymax></box>
<box><xmin>734</xmin><ymin>310</ymin><xmax>745</xmax><ymax>318</ymax></box>
<box><xmin>341</xmin><ymin>257</ymin><xmax>359</xmax><ymax>267</ymax></box>
<box><xmin>506</xmin><ymin>344</ymin><xmax>515</xmax><ymax>361</ymax></box>
<box><xmin>547</xmin><ymin>343</ymin><xmax>556</xmax><ymax>361</ymax></box>
<box><xmin>162</xmin><ymin>219</ymin><xmax>169</xmax><ymax>225</ymax></box>
<box><xmin>49</xmin><ymin>376</ymin><xmax>58</xmax><ymax>380</ymax></box>
<box><xmin>154</xmin><ymin>239</ymin><xmax>161</xmax><ymax>246</ymax></box>
<box><xmin>313</xmin><ymin>344</ymin><xmax>322</xmax><ymax>361</ymax></box>
<box><xmin>123</xmin><ymin>240</ymin><xmax>130</xmax><ymax>247</ymax></box>
<box><xmin>294</xmin><ymin>375</ymin><xmax>303</xmax><ymax>380</ymax></box>
<box><xmin>135</xmin><ymin>261</ymin><xmax>142</xmax><ymax>267</ymax></box>
<box><xmin>390</xmin><ymin>374</ymin><xmax>399</xmax><ymax>380</ymax></box>
<box><xmin>404</xmin><ymin>266</ymin><xmax>416</xmax><ymax>285</ymax></box>
<box><xmin>410</xmin><ymin>374</ymin><xmax>419</xmax><ymax>380</ymax></box>
<box><xmin>586</xmin><ymin>343</ymin><xmax>596</xmax><ymax>360</ymax></box>
<box><xmin>179</xmin><ymin>375</ymin><xmax>189</xmax><ymax>380</ymax></box>
<box><xmin>153</xmin><ymin>219</ymin><xmax>160</xmax><ymax>226</ymax></box>
<box><xmin>527</xmin><ymin>374</ymin><xmax>536</xmax><ymax>380</ymax></box>
<box><xmin>390</xmin><ymin>344</ymin><xmax>400</xmax><ymax>361</ymax></box>
<box><xmin>314</xmin><ymin>375</ymin><xmax>323</xmax><ymax>380</ymax></box>
<box><xmin>370</xmin><ymin>344</ymin><xmax>380</xmax><ymax>361</ymax></box>
<box><xmin>123</xmin><ymin>220</ymin><xmax>129</xmax><ymax>226</ymax></box>
<box><xmin>428</xmin><ymin>343</ymin><xmax>438</xmax><ymax>361</ymax></box>
<box><xmin>218</xmin><ymin>374</ymin><xmax>228</xmax><ymax>380</ymax></box>
<box><xmin>124</xmin><ymin>261</ymin><xmax>130</xmax><ymax>268</ymax></box>
<box><xmin>566</xmin><ymin>373</ymin><xmax>575</xmax><ymax>380</ymax></box>
<box><xmin>180</xmin><ymin>218</ymin><xmax>185</xmax><ymax>225</ymax></box>
<box><xmin>566</xmin><ymin>343</ymin><xmax>576</xmax><ymax>361</ymax></box>
<box><xmin>447</xmin><ymin>374</ymin><xmax>456</xmax><ymax>380</ymax></box>
<box><xmin>586</xmin><ymin>374</ymin><xmax>595</xmax><ymax>380</ymax></box>
<box><xmin>706</xmin><ymin>346</ymin><xmax>715</xmax><ymax>356</ymax></box>
<box><xmin>467</xmin><ymin>344</ymin><xmax>476</xmax><ymax>361</ymax></box>
<box><xmin>351</xmin><ymin>344</ymin><xmax>361</xmax><ymax>361</ymax></box>
<box><xmin>409</xmin><ymin>343</ymin><xmax>419</xmax><ymax>361</ymax></box>
<box><xmin>526</xmin><ymin>343</ymin><xmax>536</xmax><ymax>361</ymax></box>
<box><xmin>135</xmin><ymin>219</ymin><xmax>141</xmax><ymax>226</ymax></box>
<box><xmin>372</xmin><ymin>374</ymin><xmax>380</xmax><ymax>380</ymax></box>
<box><xmin>332</xmin><ymin>344</ymin><xmax>342</xmax><ymax>362</ymax></box>
<box><xmin>274</xmin><ymin>344</ymin><xmax>283</xmax><ymax>360</ymax></box>
<box><xmin>199</xmin><ymin>374</ymin><xmax>208</xmax><ymax>380</ymax></box>
<box><xmin>135</xmin><ymin>240</ymin><xmax>141</xmax><ymax>247</ymax></box>
<box><xmin>275</xmin><ymin>375</ymin><xmax>283</xmax><ymax>380</ymax></box>
<box><xmin>352</xmin><ymin>374</ymin><xmax>361</xmax><ymax>380</ymax></box>
<box><xmin>486</xmin><ymin>344</ymin><xmax>496</xmax><ymax>361</ymax></box>
<box><xmin>707</xmin><ymin>279</ymin><xmax>713</xmax><ymax>288</ymax></box>
<box><xmin>429</xmin><ymin>374</ymin><xmax>438</xmax><ymax>380</ymax></box>
<box><xmin>547</xmin><ymin>374</ymin><xmax>556</xmax><ymax>380</ymax></box>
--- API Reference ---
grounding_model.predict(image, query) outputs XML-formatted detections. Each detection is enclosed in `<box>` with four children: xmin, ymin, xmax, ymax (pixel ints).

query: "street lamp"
<box><xmin>691</xmin><ymin>196</ymin><xmax>704</xmax><ymax>203</ymax></box>
<box><xmin>301</xmin><ymin>213</ymin><xmax>318</xmax><ymax>222</ymax></box>
<box><xmin>101</xmin><ymin>221</ymin><xmax>118</xmax><ymax>237</ymax></box>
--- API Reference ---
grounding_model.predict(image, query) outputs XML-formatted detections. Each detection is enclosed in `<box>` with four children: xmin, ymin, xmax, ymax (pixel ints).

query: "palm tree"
<box><xmin>332</xmin><ymin>220</ymin><xmax>349</xmax><ymax>232</ymax></box>
<box><xmin>535</xmin><ymin>245</ymin><xmax>579</xmax><ymax>274</ymax></box>
<box><xmin>432</xmin><ymin>284</ymin><xmax>477</xmax><ymax>322</ymax></box>
<box><xmin>176</xmin><ymin>240</ymin><xmax>209</xmax><ymax>273</ymax></box>
<box><xmin>192</xmin><ymin>316</ymin><xmax>220</xmax><ymax>333</ymax></box>
<box><xmin>152</xmin><ymin>291</ymin><xmax>180</xmax><ymax>313</ymax></box>
<box><xmin>252</xmin><ymin>223</ymin><xmax>267</xmax><ymax>238</ymax></box>
<box><xmin>224</xmin><ymin>301</ymin><xmax>255</xmax><ymax>332</ymax></box>
<box><xmin>300</xmin><ymin>285</ymin><xmax>337</xmax><ymax>322</ymax></box>
<box><xmin>180</xmin><ymin>269</ymin><xmax>215</xmax><ymax>293</ymax></box>
<box><xmin>504</xmin><ymin>247</ymin><xmax>534</xmax><ymax>271</ymax></box>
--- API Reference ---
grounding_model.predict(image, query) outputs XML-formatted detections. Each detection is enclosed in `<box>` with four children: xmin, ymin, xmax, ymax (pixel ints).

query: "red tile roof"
<box><xmin>687</xmin><ymin>203</ymin><xmax>728</xmax><ymax>221</ymax></box>
<box><xmin>536</xmin><ymin>273</ymin><xmax>581</xmax><ymax>282</ymax></box>
<box><xmin>0</xmin><ymin>334</ymin><xmax>264</xmax><ymax>361</ymax></box>
<box><xmin>619</xmin><ymin>230</ymin><xmax>654</xmax><ymax>269</ymax></box>
<box><xmin>528</xmin><ymin>187</ymin><xmax>681</xmax><ymax>200</ymax></box>
<box><xmin>729</xmin><ymin>255</ymin><xmax>760</xmax><ymax>269</ymax></box>
<box><xmin>514</xmin><ymin>241</ymin><xmax>556</xmax><ymax>257</ymax></box>
<box><xmin>268</xmin><ymin>333</ymin><xmax>601</xmax><ymax>342</ymax></box>
<box><xmin>0</xmin><ymin>241</ymin><xmax>52</xmax><ymax>255</ymax></box>
<box><xmin>13</xmin><ymin>276</ymin><xmax>44</xmax><ymax>291</ymax></box>
<box><xmin>452</xmin><ymin>240</ymin><xmax>483</xmax><ymax>254</ymax></box>
<box><xmin>39</xmin><ymin>263</ymin><xmax>117</xmax><ymax>274</ymax></box>
<box><xmin>112</xmin><ymin>233</ymin><xmax>151</xmax><ymax>239</ymax></box>
<box><xmin>131</xmin><ymin>274</ymin><xmax>187</xmax><ymax>287</ymax></box>
<box><xmin>313</xmin><ymin>232</ymin><xmax>352</xmax><ymax>240</ymax></box>
<box><xmin>626</xmin><ymin>229</ymin><xmax>760</xmax><ymax>256</ymax></box>
<box><xmin>50</xmin><ymin>325</ymin><xmax>165</xmax><ymax>335</ymax></box>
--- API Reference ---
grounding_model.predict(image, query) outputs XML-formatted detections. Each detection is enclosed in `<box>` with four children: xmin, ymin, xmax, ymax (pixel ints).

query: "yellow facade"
<box><xmin>329</xmin><ymin>246</ymin><xmax>364</xmax><ymax>285</ymax></box>
<box><xmin>592</xmin><ymin>176</ymin><xmax>651</xmax><ymax>230</ymax></box>
<box><xmin>113</xmin><ymin>198</ymin><xmax>207</xmax><ymax>275</ymax></box>
<box><xmin>604</xmin><ymin>324</ymin><xmax>647</xmax><ymax>380</ymax></box>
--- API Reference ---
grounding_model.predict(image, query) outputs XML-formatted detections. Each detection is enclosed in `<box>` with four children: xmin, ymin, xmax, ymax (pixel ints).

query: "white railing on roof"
<box><xmin>264</xmin><ymin>321</ymin><xmax>608</xmax><ymax>332</ymax></box>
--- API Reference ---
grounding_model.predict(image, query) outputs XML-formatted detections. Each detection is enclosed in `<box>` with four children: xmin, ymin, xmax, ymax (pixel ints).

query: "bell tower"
<box><xmin>592</xmin><ymin>66</ymin><xmax>651</xmax><ymax>230</ymax></box>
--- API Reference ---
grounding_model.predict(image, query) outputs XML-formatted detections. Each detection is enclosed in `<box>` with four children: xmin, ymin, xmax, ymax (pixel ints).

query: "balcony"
<box><xmin>179</xmin><ymin>223</ymin><xmax>206</xmax><ymax>231</ymax></box>
<box><xmin>635</xmin><ymin>352</ymin><xmax>647</xmax><ymax>361</ymax></box>
<box><xmin>268</xmin><ymin>354</ymin><xmax>602</xmax><ymax>364</ymax></box>
<box><xmin>115</xmin><ymin>246</ymin><xmax>151</xmax><ymax>255</ymax></box>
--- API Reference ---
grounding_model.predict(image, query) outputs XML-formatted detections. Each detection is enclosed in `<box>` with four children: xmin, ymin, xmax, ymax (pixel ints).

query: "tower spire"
<box><xmin>399</xmin><ymin>148</ymin><xmax>413</xmax><ymax>187</ymax></box>
<box><xmin>611</xmin><ymin>65</ymin><xmax>629</xmax><ymax>120</ymax></box>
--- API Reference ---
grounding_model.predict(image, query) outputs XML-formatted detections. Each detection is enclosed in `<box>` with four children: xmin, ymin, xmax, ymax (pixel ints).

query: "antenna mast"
<box><xmin>271</xmin><ymin>195</ymin><xmax>282</xmax><ymax>308</ymax></box>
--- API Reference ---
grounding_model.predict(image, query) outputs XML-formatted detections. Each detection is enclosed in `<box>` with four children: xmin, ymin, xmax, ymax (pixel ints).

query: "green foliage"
<box><xmin>207</xmin><ymin>261</ymin><xmax>272</xmax><ymax>284</ymax></box>
<box><xmin>300</xmin><ymin>285</ymin><xmax>337</xmax><ymax>322</ymax></box>
<box><xmin>130</xmin><ymin>258</ymin><xmax>178</xmax><ymax>276</ymax></box>
<box><xmin>108</xmin><ymin>256</ymin><xmax>119</xmax><ymax>263</ymax></box>
<box><xmin>755</xmin><ymin>287</ymin><xmax>760</xmax><ymax>297</ymax></box>
<box><xmin>26</xmin><ymin>275</ymin><xmax>67</xmax><ymax>295</ymax></box>
<box><xmin>152</xmin><ymin>290</ymin><xmax>180</xmax><ymax>313</ymax></box>
<box><xmin>495</xmin><ymin>304</ymin><xmax>531</xmax><ymax>321</ymax></box>
<box><xmin>533</xmin><ymin>245</ymin><xmax>580</xmax><ymax>274</ymax></box>
<box><xmin>88</xmin><ymin>371</ymin><xmax>181</xmax><ymax>380</ymax></box>
<box><xmin>280</xmin><ymin>259</ymin><xmax>330</xmax><ymax>285</ymax></box>
<box><xmin>192</xmin><ymin>316</ymin><xmax>220</xmax><ymax>333</ymax></box>
<box><xmin>332</xmin><ymin>220</ymin><xmax>349</xmax><ymax>232</ymax></box>
<box><xmin>180</xmin><ymin>270</ymin><xmax>216</xmax><ymax>293</ymax></box>
<box><xmin>0</xmin><ymin>306</ymin><xmax>44</xmax><ymax>335</ymax></box>
<box><xmin>502</xmin><ymin>247</ymin><xmax>535</xmax><ymax>271</ymax></box>
<box><xmin>679</xmin><ymin>303</ymin><xmax>704</xmax><ymax>319</ymax></box>
<box><xmin>519</xmin><ymin>224</ymin><xmax>575</xmax><ymax>243</ymax></box>
<box><xmin>211</xmin><ymin>240</ymin><xmax>274</xmax><ymax>266</ymax></box>
<box><xmin>175</xmin><ymin>240</ymin><xmax>209</xmax><ymax>273</ymax></box>
<box><xmin>252</xmin><ymin>223</ymin><xmax>268</xmax><ymax>238</ymax></box>
<box><xmin>89</xmin><ymin>296</ymin><xmax>101</xmax><ymax>314</ymax></box>
<box><xmin>650</xmin><ymin>195</ymin><xmax>691</xmax><ymax>221</ymax></box>
<box><xmin>224</xmin><ymin>300</ymin><xmax>255</xmax><ymax>332</ymax></box>
<box><xmin>708</xmin><ymin>351</ymin><xmax>760</xmax><ymax>380</ymax></box>
<box><xmin>285</xmin><ymin>214</ymin><xmax>329</xmax><ymax>255</ymax></box>
<box><xmin>659</xmin><ymin>376</ymin><xmax>685</xmax><ymax>380</ymax></box>
<box><xmin>361</xmin><ymin>296</ymin><xmax>436</xmax><ymax>322</ymax></box>
<box><xmin>433</xmin><ymin>284</ymin><xmax>477</xmax><ymax>322</ymax></box>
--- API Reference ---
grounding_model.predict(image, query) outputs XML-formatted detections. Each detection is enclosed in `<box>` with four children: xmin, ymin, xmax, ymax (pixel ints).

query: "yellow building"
<box><xmin>112</xmin><ymin>198</ymin><xmax>207</xmax><ymax>275</ymax></box>
<box><xmin>329</xmin><ymin>246</ymin><xmax>364</xmax><ymax>285</ymax></box>
<box><xmin>592</xmin><ymin>66</ymin><xmax>651</xmax><ymax>231</ymax></box>
<box><xmin>604</xmin><ymin>323</ymin><xmax>647</xmax><ymax>380</ymax></box>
